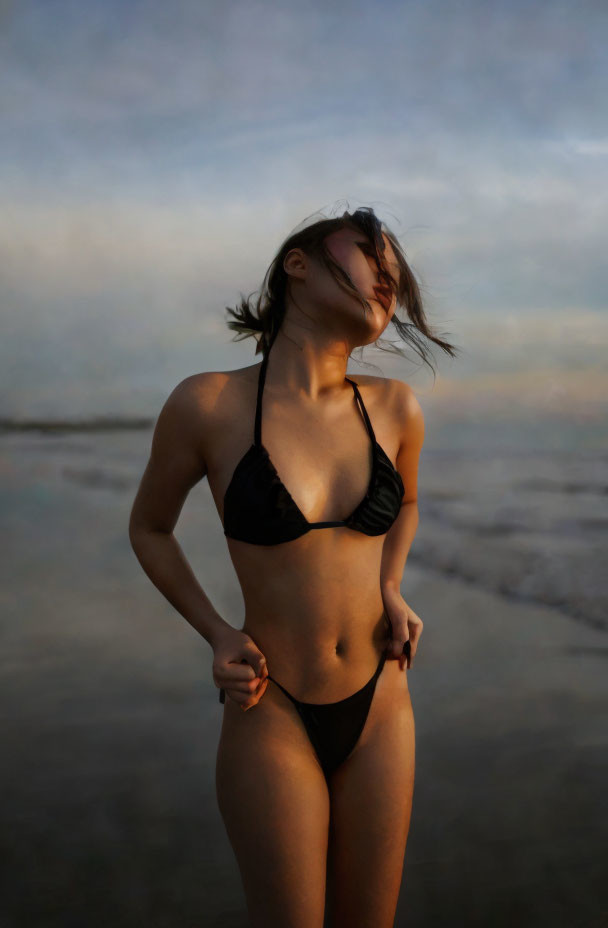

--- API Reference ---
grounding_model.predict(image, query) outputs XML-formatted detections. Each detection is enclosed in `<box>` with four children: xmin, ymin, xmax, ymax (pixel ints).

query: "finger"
<box><xmin>238</xmin><ymin>677</ymin><xmax>269</xmax><ymax>711</ymax></box>
<box><xmin>228</xmin><ymin>673</ymin><xmax>269</xmax><ymax>701</ymax></box>
<box><xmin>220</xmin><ymin>677</ymin><xmax>263</xmax><ymax>694</ymax></box>
<box><xmin>226</xmin><ymin>684</ymin><xmax>262</xmax><ymax>708</ymax></box>
<box><xmin>251</xmin><ymin>677</ymin><xmax>269</xmax><ymax>703</ymax></box>
<box><xmin>242</xmin><ymin>646</ymin><xmax>268</xmax><ymax>680</ymax></box>
<box><xmin>224</xmin><ymin>662</ymin><xmax>259</xmax><ymax>682</ymax></box>
<box><xmin>225</xmin><ymin>689</ymin><xmax>250</xmax><ymax>708</ymax></box>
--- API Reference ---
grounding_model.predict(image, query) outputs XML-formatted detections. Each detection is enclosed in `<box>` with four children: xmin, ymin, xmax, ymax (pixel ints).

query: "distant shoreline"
<box><xmin>0</xmin><ymin>417</ymin><xmax>154</xmax><ymax>433</ymax></box>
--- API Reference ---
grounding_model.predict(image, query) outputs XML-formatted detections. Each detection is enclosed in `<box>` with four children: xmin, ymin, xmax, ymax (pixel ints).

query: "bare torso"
<box><xmin>197</xmin><ymin>360</ymin><xmax>406</xmax><ymax>701</ymax></box>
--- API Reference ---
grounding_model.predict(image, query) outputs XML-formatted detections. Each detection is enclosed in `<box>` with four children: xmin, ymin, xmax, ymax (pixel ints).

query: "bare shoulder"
<box><xmin>349</xmin><ymin>373</ymin><xmax>423</xmax><ymax>418</ymax></box>
<box><xmin>176</xmin><ymin>363</ymin><xmax>259</xmax><ymax>412</ymax></box>
<box><xmin>171</xmin><ymin>363</ymin><xmax>261</xmax><ymax>447</ymax></box>
<box><xmin>148</xmin><ymin>373</ymin><xmax>218</xmax><ymax>469</ymax></box>
<box><xmin>356</xmin><ymin>374</ymin><xmax>424</xmax><ymax>454</ymax></box>
<box><xmin>158</xmin><ymin>371</ymin><xmax>224</xmax><ymax>434</ymax></box>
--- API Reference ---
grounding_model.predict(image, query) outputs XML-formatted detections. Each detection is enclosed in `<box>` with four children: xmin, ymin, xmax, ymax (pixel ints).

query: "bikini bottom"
<box><xmin>218</xmin><ymin>649</ymin><xmax>388</xmax><ymax>781</ymax></box>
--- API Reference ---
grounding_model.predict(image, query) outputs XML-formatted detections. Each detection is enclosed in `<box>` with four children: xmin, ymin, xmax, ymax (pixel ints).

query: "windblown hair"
<box><xmin>225</xmin><ymin>205</ymin><xmax>459</xmax><ymax>377</ymax></box>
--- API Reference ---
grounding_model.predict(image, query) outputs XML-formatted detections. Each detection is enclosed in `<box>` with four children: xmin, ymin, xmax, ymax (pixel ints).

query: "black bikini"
<box><xmin>219</xmin><ymin>331</ymin><xmax>405</xmax><ymax>779</ymax></box>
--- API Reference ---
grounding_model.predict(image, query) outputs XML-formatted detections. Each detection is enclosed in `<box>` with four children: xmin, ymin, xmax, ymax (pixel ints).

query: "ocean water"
<box><xmin>416</xmin><ymin>443</ymin><xmax>607</xmax><ymax>630</ymax></box>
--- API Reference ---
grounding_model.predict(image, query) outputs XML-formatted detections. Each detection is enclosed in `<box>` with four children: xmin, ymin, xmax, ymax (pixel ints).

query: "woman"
<box><xmin>129</xmin><ymin>206</ymin><xmax>458</xmax><ymax>927</ymax></box>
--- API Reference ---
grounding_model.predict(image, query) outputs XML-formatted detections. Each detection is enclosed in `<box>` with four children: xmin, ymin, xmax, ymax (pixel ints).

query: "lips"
<box><xmin>373</xmin><ymin>286</ymin><xmax>392</xmax><ymax>312</ymax></box>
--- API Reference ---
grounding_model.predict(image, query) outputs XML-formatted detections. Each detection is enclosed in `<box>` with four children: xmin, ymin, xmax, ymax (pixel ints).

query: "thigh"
<box><xmin>216</xmin><ymin>689</ymin><xmax>331</xmax><ymax>928</ymax></box>
<box><xmin>326</xmin><ymin>658</ymin><xmax>415</xmax><ymax>928</ymax></box>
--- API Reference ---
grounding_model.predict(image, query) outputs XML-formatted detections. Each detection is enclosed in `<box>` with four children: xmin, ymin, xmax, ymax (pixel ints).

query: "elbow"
<box><xmin>129</xmin><ymin>520</ymin><xmax>171</xmax><ymax>550</ymax></box>
<box><xmin>128</xmin><ymin>505</ymin><xmax>152</xmax><ymax>549</ymax></box>
<box><xmin>128</xmin><ymin>517</ymin><xmax>148</xmax><ymax>551</ymax></box>
<box><xmin>128</xmin><ymin>524</ymin><xmax>140</xmax><ymax>552</ymax></box>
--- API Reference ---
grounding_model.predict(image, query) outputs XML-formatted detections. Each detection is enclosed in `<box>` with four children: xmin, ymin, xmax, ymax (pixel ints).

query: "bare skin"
<box><xmin>211</xmin><ymin>360</ymin><xmax>419</xmax><ymax>928</ymax></box>
<box><xmin>129</xmin><ymin>226</ymin><xmax>425</xmax><ymax>927</ymax></box>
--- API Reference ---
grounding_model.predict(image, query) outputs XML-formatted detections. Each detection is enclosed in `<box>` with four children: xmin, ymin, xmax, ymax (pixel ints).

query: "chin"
<box><xmin>358</xmin><ymin>324</ymin><xmax>385</xmax><ymax>348</ymax></box>
<box><xmin>340</xmin><ymin>299</ymin><xmax>387</xmax><ymax>345</ymax></box>
<box><xmin>367</xmin><ymin>306</ymin><xmax>392</xmax><ymax>339</ymax></box>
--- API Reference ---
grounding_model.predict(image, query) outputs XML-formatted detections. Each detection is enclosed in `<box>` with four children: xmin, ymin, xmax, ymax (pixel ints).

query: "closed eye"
<box><xmin>357</xmin><ymin>242</ymin><xmax>376</xmax><ymax>258</ymax></box>
<box><xmin>357</xmin><ymin>242</ymin><xmax>399</xmax><ymax>291</ymax></box>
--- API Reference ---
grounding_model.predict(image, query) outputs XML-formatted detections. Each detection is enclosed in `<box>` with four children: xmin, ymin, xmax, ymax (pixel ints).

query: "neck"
<box><xmin>262</xmin><ymin>327</ymin><xmax>353</xmax><ymax>402</ymax></box>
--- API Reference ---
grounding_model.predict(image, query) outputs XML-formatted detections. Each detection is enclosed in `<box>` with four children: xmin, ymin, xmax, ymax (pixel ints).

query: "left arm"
<box><xmin>380</xmin><ymin>381</ymin><xmax>425</xmax><ymax>669</ymax></box>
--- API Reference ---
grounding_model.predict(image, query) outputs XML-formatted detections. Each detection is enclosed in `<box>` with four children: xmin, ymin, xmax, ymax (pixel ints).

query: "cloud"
<box><xmin>0</xmin><ymin>0</ymin><xmax>605</xmax><ymax>421</ymax></box>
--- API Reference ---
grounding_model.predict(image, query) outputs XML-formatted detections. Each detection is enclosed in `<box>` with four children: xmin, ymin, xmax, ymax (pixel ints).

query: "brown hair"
<box><xmin>225</xmin><ymin>205</ymin><xmax>460</xmax><ymax>377</ymax></box>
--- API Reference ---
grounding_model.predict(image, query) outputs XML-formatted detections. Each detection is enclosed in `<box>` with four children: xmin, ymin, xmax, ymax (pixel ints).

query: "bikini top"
<box><xmin>222</xmin><ymin>336</ymin><xmax>405</xmax><ymax>546</ymax></box>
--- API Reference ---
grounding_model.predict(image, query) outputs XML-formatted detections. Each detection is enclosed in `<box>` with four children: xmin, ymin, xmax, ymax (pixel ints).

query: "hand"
<box><xmin>212</xmin><ymin>626</ymin><xmax>269</xmax><ymax>711</ymax></box>
<box><xmin>381</xmin><ymin>585</ymin><xmax>423</xmax><ymax>670</ymax></box>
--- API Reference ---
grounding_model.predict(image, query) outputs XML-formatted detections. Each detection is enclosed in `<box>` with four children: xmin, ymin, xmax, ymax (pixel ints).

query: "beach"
<box><xmin>1</xmin><ymin>428</ymin><xmax>606</xmax><ymax>927</ymax></box>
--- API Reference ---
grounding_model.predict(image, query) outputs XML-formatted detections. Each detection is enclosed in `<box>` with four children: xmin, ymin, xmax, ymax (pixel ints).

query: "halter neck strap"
<box><xmin>254</xmin><ymin>348</ymin><xmax>270</xmax><ymax>446</ymax></box>
<box><xmin>345</xmin><ymin>377</ymin><xmax>376</xmax><ymax>445</ymax></box>
<box><xmin>254</xmin><ymin>335</ymin><xmax>376</xmax><ymax>447</ymax></box>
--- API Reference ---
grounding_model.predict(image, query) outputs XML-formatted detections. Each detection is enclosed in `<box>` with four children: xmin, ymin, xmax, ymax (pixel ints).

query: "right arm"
<box><xmin>128</xmin><ymin>375</ymin><xmax>268</xmax><ymax>708</ymax></box>
<box><xmin>128</xmin><ymin>375</ymin><xmax>232</xmax><ymax>647</ymax></box>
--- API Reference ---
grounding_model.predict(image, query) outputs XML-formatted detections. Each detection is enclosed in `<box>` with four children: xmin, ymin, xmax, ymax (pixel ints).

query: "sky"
<box><xmin>0</xmin><ymin>0</ymin><xmax>606</xmax><ymax>441</ymax></box>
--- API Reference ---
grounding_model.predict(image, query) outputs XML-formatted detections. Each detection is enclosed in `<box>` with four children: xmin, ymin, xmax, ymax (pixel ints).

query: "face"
<box><xmin>285</xmin><ymin>226</ymin><xmax>401</xmax><ymax>346</ymax></box>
